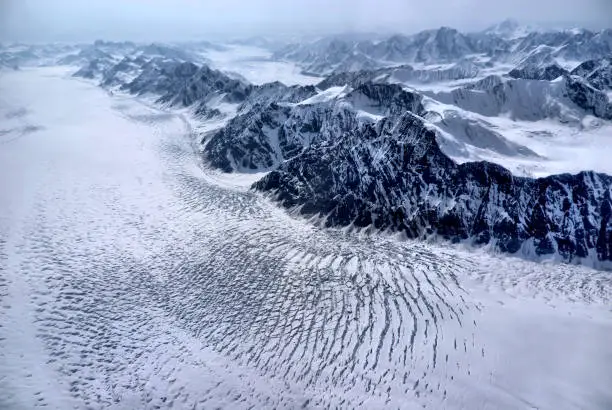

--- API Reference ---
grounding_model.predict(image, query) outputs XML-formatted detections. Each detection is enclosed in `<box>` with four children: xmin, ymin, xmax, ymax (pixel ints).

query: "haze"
<box><xmin>1</xmin><ymin>0</ymin><xmax>611</xmax><ymax>42</ymax></box>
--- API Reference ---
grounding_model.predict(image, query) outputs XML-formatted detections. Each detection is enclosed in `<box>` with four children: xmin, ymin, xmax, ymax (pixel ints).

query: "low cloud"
<box><xmin>1</xmin><ymin>0</ymin><xmax>611</xmax><ymax>42</ymax></box>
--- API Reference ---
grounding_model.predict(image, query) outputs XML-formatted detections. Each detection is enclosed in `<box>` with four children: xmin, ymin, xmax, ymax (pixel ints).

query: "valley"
<box><xmin>1</xmin><ymin>19</ymin><xmax>611</xmax><ymax>409</ymax></box>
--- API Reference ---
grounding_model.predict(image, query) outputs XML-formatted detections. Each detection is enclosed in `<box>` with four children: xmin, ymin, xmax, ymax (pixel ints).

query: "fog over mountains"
<box><xmin>2</xmin><ymin>0</ymin><xmax>611</xmax><ymax>41</ymax></box>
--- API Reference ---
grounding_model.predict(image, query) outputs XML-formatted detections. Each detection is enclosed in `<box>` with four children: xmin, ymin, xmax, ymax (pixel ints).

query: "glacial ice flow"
<box><xmin>0</xmin><ymin>67</ymin><xmax>611</xmax><ymax>409</ymax></box>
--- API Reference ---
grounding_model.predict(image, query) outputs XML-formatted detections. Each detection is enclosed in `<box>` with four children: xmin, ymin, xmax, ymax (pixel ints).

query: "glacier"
<box><xmin>0</xmin><ymin>61</ymin><xmax>610</xmax><ymax>410</ymax></box>
<box><xmin>1</xmin><ymin>20</ymin><xmax>612</xmax><ymax>409</ymax></box>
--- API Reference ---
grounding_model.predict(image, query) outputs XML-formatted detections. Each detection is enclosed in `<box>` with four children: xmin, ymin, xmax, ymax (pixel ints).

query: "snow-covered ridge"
<box><xmin>10</xmin><ymin>27</ymin><xmax>611</xmax><ymax>268</ymax></box>
<box><xmin>202</xmin><ymin>83</ymin><xmax>424</xmax><ymax>172</ymax></box>
<box><xmin>427</xmin><ymin>74</ymin><xmax>612</xmax><ymax>122</ymax></box>
<box><xmin>273</xmin><ymin>24</ymin><xmax>612</xmax><ymax>76</ymax></box>
<box><xmin>254</xmin><ymin>111</ymin><xmax>612</xmax><ymax>268</ymax></box>
<box><xmin>192</xmin><ymin>74</ymin><xmax>611</xmax><ymax>266</ymax></box>
<box><xmin>571</xmin><ymin>57</ymin><xmax>612</xmax><ymax>91</ymax></box>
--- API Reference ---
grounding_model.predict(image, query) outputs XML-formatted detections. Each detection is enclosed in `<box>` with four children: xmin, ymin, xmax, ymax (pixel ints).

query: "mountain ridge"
<box><xmin>15</xmin><ymin>21</ymin><xmax>609</xmax><ymax>268</ymax></box>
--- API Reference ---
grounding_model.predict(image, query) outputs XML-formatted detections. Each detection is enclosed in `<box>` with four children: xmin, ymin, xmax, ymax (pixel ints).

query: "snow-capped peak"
<box><xmin>482</xmin><ymin>18</ymin><xmax>534</xmax><ymax>40</ymax></box>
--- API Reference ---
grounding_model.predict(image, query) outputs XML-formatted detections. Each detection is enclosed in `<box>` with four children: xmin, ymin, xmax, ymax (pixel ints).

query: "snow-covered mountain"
<box><xmin>427</xmin><ymin>74</ymin><xmax>612</xmax><ymax>122</ymax></box>
<box><xmin>6</xmin><ymin>63</ymin><xmax>611</xmax><ymax>410</ymax></box>
<box><xmin>254</xmin><ymin>111</ymin><xmax>612</xmax><ymax>266</ymax></box>
<box><xmin>157</xmin><ymin>64</ymin><xmax>251</xmax><ymax>107</ymax></box>
<box><xmin>317</xmin><ymin>61</ymin><xmax>481</xmax><ymax>90</ymax></box>
<box><xmin>118</xmin><ymin>60</ymin><xmax>199</xmax><ymax>97</ymax></box>
<box><xmin>511</xmin><ymin>29</ymin><xmax>612</xmax><ymax>63</ymax></box>
<box><xmin>201</xmin><ymin>80</ymin><xmax>611</xmax><ymax>265</ymax></box>
<box><xmin>49</xmin><ymin>21</ymin><xmax>612</xmax><ymax>268</ymax></box>
<box><xmin>0</xmin><ymin>43</ymin><xmax>81</xmax><ymax>70</ymax></box>
<box><xmin>571</xmin><ymin>57</ymin><xmax>612</xmax><ymax>90</ymax></box>
<box><xmin>508</xmin><ymin>62</ymin><xmax>568</xmax><ymax>81</ymax></box>
<box><xmin>4</xmin><ymin>17</ymin><xmax>612</xmax><ymax>410</ymax></box>
<box><xmin>481</xmin><ymin>18</ymin><xmax>535</xmax><ymax>40</ymax></box>
<box><xmin>69</xmin><ymin>46</ymin><xmax>186</xmax><ymax>84</ymax></box>
<box><xmin>273</xmin><ymin>24</ymin><xmax>612</xmax><ymax>76</ymax></box>
<box><xmin>203</xmin><ymin>83</ymin><xmax>423</xmax><ymax>172</ymax></box>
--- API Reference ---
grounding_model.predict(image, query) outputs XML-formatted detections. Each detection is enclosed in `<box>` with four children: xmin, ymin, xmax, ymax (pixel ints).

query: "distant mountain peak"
<box><xmin>483</xmin><ymin>18</ymin><xmax>532</xmax><ymax>40</ymax></box>
<box><xmin>498</xmin><ymin>18</ymin><xmax>521</xmax><ymax>30</ymax></box>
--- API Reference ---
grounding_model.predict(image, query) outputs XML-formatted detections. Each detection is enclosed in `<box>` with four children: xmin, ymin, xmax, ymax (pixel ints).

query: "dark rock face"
<box><xmin>121</xmin><ymin>60</ymin><xmax>198</xmax><ymax>97</ymax></box>
<box><xmin>157</xmin><ymin>64</ymin><xmax>251</xmax><ymax>106</ymax></box>
<box><xmin>237</xmin><ymin>82</ymin><xmax>317</xmax><ymax>113</ymax></box>
<box><xmin>345</xmin><ymin>83</ymin><xmax>425</xmax><ymax>117</ymax></box>
<box><xmin>203</xmin><ymin>83</ymin><xmax>424</xmax><ymax>172</ymax></box>
<box><xmin>508</xmin><ymin>63</ymin><xmax>568</xmax><ymax>81</ymax></box>
<box><xmin>316</xmin><ymin>70</ymin><xmax>379</xmax><ymax>90</ymax></box>
<box><xmin>570</xmin><ymin>57</ymin><xmax>612</xmax><ymax>91</ymax></box>
<box><xmin>73</xmin><ymin>61</ymin><xmax>98</xmax><ymax>79</ymax></box>
<box><xmin>564</xmin><ymin>75</ymin><xmax>612</xmax><ymax>120</ymax></box>
<box><xmin>204</xmin><ymin>102</ymin><xmax>293</xmax><ymax>172</ymax></box>
<box><xmin>119</xmin><ymin>60</ymin><xmax>317</xmax><ymax>121</ymax></box>
<box><xmin>194</xmin><ymin>104</ymin><xmax>222</xmax><ymax>119</ymax></box>
<box><xmin>119</xmin><ymin>60</ymin><xmax>255</xmax><ymax>118</ymax></box>
<box><xmin>254</xmin><ymin>111</ymin><xmax>612</xmax><ymax>264</ymax></box>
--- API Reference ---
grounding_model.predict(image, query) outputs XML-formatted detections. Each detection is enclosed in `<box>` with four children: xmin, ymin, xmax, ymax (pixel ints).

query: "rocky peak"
<box><xmin>508</xmin><ymin>62</ymin><xmax>568</xmax><ymax>81</ymax></box>
<box><xmin>253</xmin><ymin>110</ymin><xmax>612</xmax><ymax>266</ymax></box>
<box><xmin>570</xmin><ymin>57</ymin><xmax>612</xmax><ymax>90</ymax></box>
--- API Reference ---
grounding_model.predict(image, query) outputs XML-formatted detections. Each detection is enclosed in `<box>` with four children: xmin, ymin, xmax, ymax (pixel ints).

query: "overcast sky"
<box><xmin>1</xmin><ymin>0</ymin><xmax>611</xmax><ymax>42</ymax></box>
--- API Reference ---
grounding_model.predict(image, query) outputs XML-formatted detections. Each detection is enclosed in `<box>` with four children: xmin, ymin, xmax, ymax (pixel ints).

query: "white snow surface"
<box><xmin>200</xmin><ymin>45</ymin><xmax>321</xmax><ymax>86</ymax></box>
<box><xmin>296</xmin><ymin>85</ymin><xmax>348</xmax><ymax>105</ymax></box>
<box><xmin>424</xmin><ymin>96</ymin><xmax>612</xmax><ymax>177</ymax></box>
<box><xmin>0</xmin><ymin>67</ymin><xmax>611</xmax><ymax>409</ymax></box>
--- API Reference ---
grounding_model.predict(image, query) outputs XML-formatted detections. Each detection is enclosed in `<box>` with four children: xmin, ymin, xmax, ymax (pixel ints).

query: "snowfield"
<box><xmin>0</xmin><ymin>67</ymin><xmax>611</xmax><ymax>409</ymax></box>
<box><xmin>424</xmin><ymin>97</ymin><xmax>612</xmax><ymax>178</ymax></box>
<box><xmin>201</xmin><ymin>45</ymin><xmax>322</xmax><ymax>86</ymax></box>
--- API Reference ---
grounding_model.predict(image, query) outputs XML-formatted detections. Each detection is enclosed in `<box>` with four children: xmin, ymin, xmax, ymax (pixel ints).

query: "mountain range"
<box><xmin>3</xmin><ymin>20</ymin><xmax>611</xmax><ymax>268</ymax></box>
<box><xmin>273</xmin><ymin>22</ymin><xmax>612</xmax><ymax>76</ymax></box>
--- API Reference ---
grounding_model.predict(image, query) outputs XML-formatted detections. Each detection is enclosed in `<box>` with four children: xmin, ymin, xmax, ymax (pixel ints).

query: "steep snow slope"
<box><xmin>1</xmin><ymin>65</ymin><xmax>610</xmax><ymax>410</ymax></box>
<box><xmin>426</xmin><ymin>75</ymin><xmax>608</xmax><ymax>122</ymax></box>
<box><xmin>203</xmin><ymin>83</ymin><xmax>424</xmax><ymax>172</ymax></box>
<box><xmin>481</xmin><ymin>18</ymin><xmax>535</xmax><ymax>40</ymax></box>
<box><xmin>419</xmin><ymin>73</ymin><xmax>612</xmax><ymax>175</ymax></box>
<box><xmin>424</xmin><ymin>97</ymin><xmax>612</xmax><ymax>177</ymax></box>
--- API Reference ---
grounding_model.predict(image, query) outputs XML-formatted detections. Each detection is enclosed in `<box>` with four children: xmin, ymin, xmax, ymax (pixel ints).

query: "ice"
<box><xmin>296</xmin><ymin>85</ymin><xmax>348</xmax><ymax>105</ymax></box>
<box><xmin>200</xmin><ymin>45</ymin><xmax>322</xmax><ymax>86</ymax></box>
<box><xmin>0</xmin><ymin>67</ymin><xmax>610</xmax><ymax>409</ymax></box>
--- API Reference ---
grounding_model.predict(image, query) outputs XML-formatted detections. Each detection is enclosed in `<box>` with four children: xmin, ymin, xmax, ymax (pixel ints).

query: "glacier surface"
<box><xmin>0</xmin><ymin>66</ymin><xmax>611</xmax><ymax>410</ymax></box>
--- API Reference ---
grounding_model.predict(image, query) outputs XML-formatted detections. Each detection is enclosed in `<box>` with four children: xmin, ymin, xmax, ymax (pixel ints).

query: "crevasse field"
<box><xmin>1</xmin><ymin>66</ymin><xmax>611</xmax><ymax>409</ymax></box>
